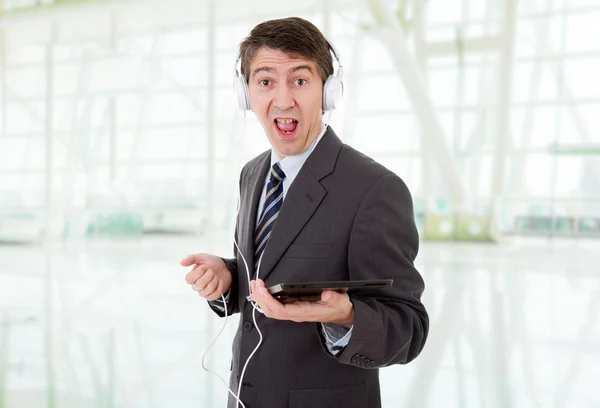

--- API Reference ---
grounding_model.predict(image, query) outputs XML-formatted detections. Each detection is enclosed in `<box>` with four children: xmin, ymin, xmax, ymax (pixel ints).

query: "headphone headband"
<box><xmin>326</xmin><ymin>38</ymin><xmax>343</xmax><ymax>79</ymax></box>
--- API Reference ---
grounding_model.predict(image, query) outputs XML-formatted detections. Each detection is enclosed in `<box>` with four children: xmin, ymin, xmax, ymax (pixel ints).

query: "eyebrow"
<box><xmin>251</xmin><ymin>64</ymin><xmax>314</xmax><ymax>79</ymax></box>
<box><xmin>251</xmin><ymin>66</ymin><xmax>274</xmax><ymax>79</ymax></box>
<box><xmin>290</xmin><ymin>65</ymin><xmax>313</xmax><ymax>75</ymax></box>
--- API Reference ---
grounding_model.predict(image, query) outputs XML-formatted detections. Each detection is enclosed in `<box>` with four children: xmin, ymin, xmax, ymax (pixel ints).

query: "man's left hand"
<box><xmin>250</xmin><ymin>279</ymin><xmax>355</xmax><ymax>328</ymax></box>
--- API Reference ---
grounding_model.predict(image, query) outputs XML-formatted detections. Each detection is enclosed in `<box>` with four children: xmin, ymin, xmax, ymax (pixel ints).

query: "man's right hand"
<box><xmin>181</xmin><ymin>254</ymin><xmax>232</xmax><ymax>301</ymax></box>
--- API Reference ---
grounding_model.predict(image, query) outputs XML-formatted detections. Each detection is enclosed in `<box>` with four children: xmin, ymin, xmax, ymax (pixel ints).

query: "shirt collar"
<box><xmin>270</xmin><ymin>123</ymin><xmax>328</xmax><ymax>179</ymax></box>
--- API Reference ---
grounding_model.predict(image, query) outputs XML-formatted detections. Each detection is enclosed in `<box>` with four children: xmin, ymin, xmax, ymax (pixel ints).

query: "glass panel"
<box><xmin>360</xmin><ymin>37</ymin><xmax>395</xmax><ymax>73</ymax></box>
<box><xmin>563</xmin><ymin>57</ymin><xmax>600</xmax><ymax>99</ymax></box>
<box><xmin>158</xmin><ymin>57</ymin><xmax>205</xmax><ymax>88</ymax></box>
<box><xmin>513</xmin><ymin>62</ymin><xmax>559</xmax><ymax>103</ymax></box>
<box><xmin>566</xmin><ymin>10</ymin><xmax>600</xmax><ymax>53</ymax></box>
<box><xmin>575</xmin><ymin>104</ymin><xmax>600</xmax><ymax>141</ymax></box>
<box><xmin>89</xmin><ymin>56</ymin><xmax>140</xmax><ymax>92</ymax></box>
<box><xmin>511</xmin><ymin>106</ymin><xmax>560</xmax><ymax>148</ymax></box>
<box><xmin>5</xmin><ymin>44</ymin><xmax>44</xmax><ymax>66</ymax></box>
<box><xmin>5</xmin><ymin>67</ymin><xmax>44</xmax><ymax>98</ymax></box>
<box><xmin>160</xmin><ymin>28</ymin><xmax>207</xmax><ymax>55</ymax></box>
<box><xmin>522</xmin><ymin>153</ymin><xmax>554</xmax><ymax>197</ymax></box>
<box><xmin>216</xmin><ymin>23</ymin><xmax>251</xmax><ymax>51</ymax></box>
<box><xmin>353</xmin><ymin>114</ymin><xmax>417</xmax><ymax>154</ymax></box>
<box><xmin>425</xmin><ymin>0</ymin><xmax>466</xmax><ymax>25</ymax></box>
<box><xmin>145</xmin><ymin>93</ymin><xmax>201</xmax><ymax>125</ymax></box>
<box><xmin>6</xmin><ymin>102</ymin><xmax>44</xmax><ymax>134</ymax></box>
<box><xmin>356</xmin><ymin>74</ymin><xmax>411</xmax><ymax>112</ymax></box>
<box><xmin>428</xmin><ymin>67</ymin><xmax>459</xmax><ymax>107</ymax></box>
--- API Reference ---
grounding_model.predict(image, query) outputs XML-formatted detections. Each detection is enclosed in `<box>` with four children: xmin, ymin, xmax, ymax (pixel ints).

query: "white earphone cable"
<box><xmin>200</xmin><ymin>292</ymin><xmax>245</xmax><ymax>408</ymax></box>
<box><xmin>201</xmin><ymin>42</ymin><xmax>341</xmax><ymax>406</ymax></box>
<box><xmin>200</xmin><ymin>109</ymin><xmax>266</xmax><ymax>408</ymax></box>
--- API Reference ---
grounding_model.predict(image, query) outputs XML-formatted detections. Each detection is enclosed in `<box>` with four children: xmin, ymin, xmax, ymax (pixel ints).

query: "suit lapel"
<box><xmin>257</xmin><ymin>127</ymin><xmax>343</xmax><ymax>282</ymax></box>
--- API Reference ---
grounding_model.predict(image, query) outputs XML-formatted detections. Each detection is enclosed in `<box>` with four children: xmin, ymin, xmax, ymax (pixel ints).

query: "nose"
<box><xmin>272</xmin><ymin>83</ymin><xmax>295</xmax><ymax>111</ymax></box>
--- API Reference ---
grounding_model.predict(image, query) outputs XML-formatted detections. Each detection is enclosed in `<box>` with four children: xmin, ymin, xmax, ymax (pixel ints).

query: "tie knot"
<box><xmin>270</xmin><ymin>162</ymin><xmax>286</xmax><ymax>183</ymax></box>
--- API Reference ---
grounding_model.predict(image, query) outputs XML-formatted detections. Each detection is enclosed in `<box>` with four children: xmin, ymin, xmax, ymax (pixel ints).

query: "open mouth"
<box><xmin>274</xmin><ymin>118</ymin><xmax>299</xmax><ymax>138</ymax></box>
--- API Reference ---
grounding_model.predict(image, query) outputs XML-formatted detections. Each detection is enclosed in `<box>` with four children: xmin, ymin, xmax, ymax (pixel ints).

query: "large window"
<box><xmin>1</xmin><ymin>1</ymin><xmax>599</xmax><ymax>237</ymax></box>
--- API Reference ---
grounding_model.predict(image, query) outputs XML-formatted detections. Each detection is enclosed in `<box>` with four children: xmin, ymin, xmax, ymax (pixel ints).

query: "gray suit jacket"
<box><xmin>211</xmin><ymin>127</ymin><xmax>428</xmax><ymax>408</ymax></box>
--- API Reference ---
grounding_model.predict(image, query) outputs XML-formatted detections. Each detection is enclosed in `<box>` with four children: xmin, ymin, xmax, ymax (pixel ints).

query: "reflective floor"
<box><xmin>0</xmin><ymin>234</ymin><xmax>599</xmax><ymax>407</ymax></box>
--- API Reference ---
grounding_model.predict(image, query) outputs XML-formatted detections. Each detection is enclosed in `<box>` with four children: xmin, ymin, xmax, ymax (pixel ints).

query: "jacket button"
<box><xmin>367</xmin><ymin>361</ymin><xmax>375</xmax><ymax>368</ymax></box>
<box><xmin>351</xmin><ymin>354</ymin><xmax>361</xmax><ymax>363</ymax></box>
<box><xmin>243</xmin><ymin>321</ymin><xmax>253</xmax><ymax>331</ymax></box>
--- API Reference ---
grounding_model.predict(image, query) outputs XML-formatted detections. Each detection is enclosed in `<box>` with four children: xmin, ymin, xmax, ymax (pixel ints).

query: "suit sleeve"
<box><xmin>325</xmin><ymin>172</ymin><xmax>429</xmax><ymax>368</ymax></box>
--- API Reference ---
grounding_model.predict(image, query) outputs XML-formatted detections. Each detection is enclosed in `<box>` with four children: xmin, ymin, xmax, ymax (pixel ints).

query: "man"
<box><xmin>181</xmin><ymin>17</ymin><xmax>428</xmax><ymax>408</ymax></box>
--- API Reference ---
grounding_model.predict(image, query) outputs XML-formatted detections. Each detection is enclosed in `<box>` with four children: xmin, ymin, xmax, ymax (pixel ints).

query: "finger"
<box><xmin>192</xmin><ymin>268</ymin><xmax>214</xmax><ymax>291</ymax></box>
<box><xmin>198</xmin><ymin>275</ymin><xmax>219</xmax><ymax>298</ymax></box>
<box><xmin>281</xmin><ymin>300</ymin><xmax>319</xmax><ymax>322</ymax></box>
<box><xmin>249</xmin><ymin>280</ymin><xmax>261</xmax><ymax>303</ymax></box>
<box><xmin>181</xmin><ymin>253</ymin><xmax>206</xmax><ymax>267</ymax></box>
<box><xmin>205</xmin><ymin>280</ymin><xmax>225</xmax><ymax>302</ymax></box>
<box><xmin>321</xmin><ymin>290</ymin><xmax>335</xmax><ymax>303</ymax></box>
<box><xmin>279</xmin><ymin>296</ymin><xmax>301</xmax><ymax>304</ymax></box>
<box><xmin>256</xmin><ymin>285</ymin><xmax>285</xmax><ymax>317</ymax></box>
<box><xmin>180</xmin><ymin>254</ymin><xmax>196</xmax><ymax>267</ymax></box>
<box><xmin>250</xmin><ymin>283</ymin><xmax>275</xmax><ymax>316</ymax></box>
<box><xmin>251</xmin><ymin>280</ymin><xmax>262</xmax><ymax>291</ymax></box>
<box><xmin>321</xmin><ymin>290</ymin><xmax>348</xmax><ymax>304</ymax></box>
<box><xmin>250</xmin><ymin>280</ymin><xmax>266</xmax><ymax>302</ymax></box>
<box><xmin>287</xmin><ymin>300</ymin><xmax>314</xmax><ymax>307</ymax></box>
<box><xmin>185</xmin><ymin>264</ymin><xmax>207</xmax><ymax>285</ymax></box>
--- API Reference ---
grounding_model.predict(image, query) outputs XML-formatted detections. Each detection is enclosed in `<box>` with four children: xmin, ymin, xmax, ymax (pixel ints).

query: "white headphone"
<box><xmin>232</xmin><ymin>39</ymin><xmax>344</xmax><ymax>112</ymax></box>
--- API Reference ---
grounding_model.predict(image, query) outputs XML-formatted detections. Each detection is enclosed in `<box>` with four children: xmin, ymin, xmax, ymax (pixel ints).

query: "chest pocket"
<box><xmin>283</xmin><ymin>243</ymin><xmax>332</xmax><ymax>259</ymax></box>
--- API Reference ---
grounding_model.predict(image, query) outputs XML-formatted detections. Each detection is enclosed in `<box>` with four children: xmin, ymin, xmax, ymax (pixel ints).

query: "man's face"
<box><xmin>247</xmin><ymin>47</ymin><xmax>324</xmax><ymax>158</ymax></box>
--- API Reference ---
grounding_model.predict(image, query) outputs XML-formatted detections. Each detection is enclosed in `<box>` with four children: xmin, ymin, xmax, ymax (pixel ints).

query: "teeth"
<box><xmin>276</xmin><ymin>118</ymin><xmax>295</xmax><ymax>124</ymax></box>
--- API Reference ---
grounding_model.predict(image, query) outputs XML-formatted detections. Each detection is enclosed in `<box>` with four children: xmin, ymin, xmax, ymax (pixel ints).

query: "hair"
<box><xmin>238</xmin><ymin>17</ymin><xmax>334</xmax><ymax>85</ymax></box>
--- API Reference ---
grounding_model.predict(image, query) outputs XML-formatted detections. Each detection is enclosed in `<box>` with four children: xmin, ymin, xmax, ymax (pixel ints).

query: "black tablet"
<box><xmin>267</xmin><ymin>279</ymin><xmax>393</xmax><ymax>302</ymax></box>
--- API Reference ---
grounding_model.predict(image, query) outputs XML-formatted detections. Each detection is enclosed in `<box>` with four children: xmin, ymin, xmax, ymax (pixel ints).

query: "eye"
<box><xmin>259</xmin><ymin>79</ymin><xmax>271</xmax><ymax>86</ymax></box>
<box><xmin>295</xmin><ymin>79</ymin><xmax>307</xmax><ymax>86</ymax></box>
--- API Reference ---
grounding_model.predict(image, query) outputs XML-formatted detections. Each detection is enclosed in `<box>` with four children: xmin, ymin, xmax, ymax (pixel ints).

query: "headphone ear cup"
<box><xmin>323</xmin><ymin>75</ymin><xmax>343</xmax><ymax>111</ymax></box>
<box><xmin>233</xmin><ymin>76</ymin><xmax>251</xmax><ymax>111</ymax></box>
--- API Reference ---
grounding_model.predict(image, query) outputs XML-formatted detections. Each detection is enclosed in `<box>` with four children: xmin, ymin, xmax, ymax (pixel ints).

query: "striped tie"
<box><xmin>254</xmin><ymin>162</ymin><xmax>286</xmax><ymax>267</ymax></box>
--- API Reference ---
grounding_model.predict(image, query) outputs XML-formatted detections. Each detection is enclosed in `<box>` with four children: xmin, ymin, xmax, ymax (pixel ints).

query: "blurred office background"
<box><xmin>0</xmin><ymin>0</ymin><xmax>599</xmax><ymax>406</ymax></box>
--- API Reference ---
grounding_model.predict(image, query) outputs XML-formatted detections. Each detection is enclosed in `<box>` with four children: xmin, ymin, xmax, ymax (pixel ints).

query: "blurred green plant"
<box><xmin>86</xmin><ymin>212</ymin><xmax>143</xmax><ymax>238</ymax></box>
<box><xmin>365</xmin><ymin>0</ymin><xmax>413</xmax><ymax>33</ymax></box>
<box><xmin>0</xmin><ymin>0</ymin><xmax>97</xmax><ymax>16</ymax></box>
